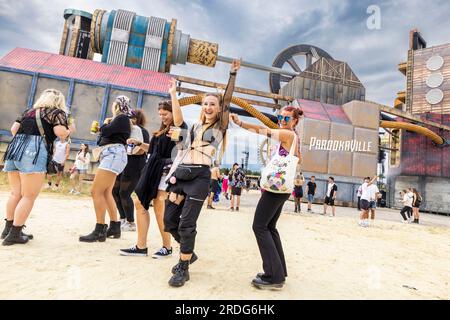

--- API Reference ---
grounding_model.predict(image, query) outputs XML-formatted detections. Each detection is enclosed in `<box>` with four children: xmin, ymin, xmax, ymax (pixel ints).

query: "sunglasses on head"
<box><xmin>277</xmin><ymin>115</ymin><xmax>291</xmax><ymax>122</ymax></box>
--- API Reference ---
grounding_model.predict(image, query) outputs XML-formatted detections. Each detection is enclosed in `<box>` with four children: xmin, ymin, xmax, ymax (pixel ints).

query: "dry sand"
<box><xmin>0</xmin><ymin>190</ymin><xmax>449</xmax><ymax>300</ymax></box>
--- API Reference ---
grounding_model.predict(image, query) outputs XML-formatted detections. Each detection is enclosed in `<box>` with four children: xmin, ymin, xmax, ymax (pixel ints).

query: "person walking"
<box><xmin>323</xmin><ymin>177</ymin><xmax>338</xmax><ymax>217</ymax></box>
<box><xmin>207</xmin><ymin>161</ymin><xmax>223</xmax><ymax>209</ymax></box>
<box><xmin>305</xmin><ymin>176</ymin><xmax>317</xmax><ymax>213</ymax></box>
<box><xmin>45</xmin><ymin>137</ymin><xmax>70</xmax><ymax>191</ymax></box>
<box><xmin>229</xmin><ymin>163</ymin><xmax>246</xmax><ymax>211</ymax></box>
<box><xmin>293</xmin><ymin>173</ymin><xmax>304</xmax><ymax>213</ymax></box>
<box><xmin>69</xmin><ymin>143</ymin><xmax>90</xmax><ymax>195</ymax></box>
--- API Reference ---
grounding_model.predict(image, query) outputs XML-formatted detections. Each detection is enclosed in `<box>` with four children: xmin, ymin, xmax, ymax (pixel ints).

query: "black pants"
<box><xmin>400</xmin><ymin>206</ymin><xmax>412</xmax><ymax>221</ymax></box>
<box><xmin>357</xmin><ymin>196</ymin><xmax>361</xmax><ymax>211</ymax></box>
<box><xmin>294</xmin><ymin>197</ymin><xmax>302</xmax><ymax>212</ymax></box>
<box><xmin>164</xmin><ymin>165</ymin><xmax>210</xmax><ymax>254</ymax></box>
<box><xmin>112</xmin><ymin>163</ymin><xmax>141</xmax><ymax>222</ymax></box>
<box><xmin>253</xmin><ymin>191</ymin><xmax>290</xmax><ymax>284</ymax></box>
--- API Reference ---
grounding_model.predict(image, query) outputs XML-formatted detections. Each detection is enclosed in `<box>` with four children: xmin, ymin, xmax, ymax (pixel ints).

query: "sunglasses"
<box><xmin>277</xmin><ymin>115</ymin><xmax>291</xmax><ymax>122</ymax></box>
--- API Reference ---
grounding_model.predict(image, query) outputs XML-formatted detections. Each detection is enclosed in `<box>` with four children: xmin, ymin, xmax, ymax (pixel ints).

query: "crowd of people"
<box><xmin>0</xmin><ymin>56</ymin><xmax>426</xmax><ymax>291</ymax></box>
<box><xmin>1</xmin><ymin>58</ymin><xmax>301</xmax><ymax>290</ymax></box>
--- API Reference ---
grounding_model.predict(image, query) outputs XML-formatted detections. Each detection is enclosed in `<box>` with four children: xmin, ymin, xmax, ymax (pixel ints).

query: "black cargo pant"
<box><xmin>164</xmin><ymin>165</ymin><xmax>210</xmax><ymax>254</ymax></box>
<box><xmin>400</xmin><ymin>206</ymin><xmax>412</xmax><ymax>221</ymax></box>
<box><xmin>253</xmin><ymin>191</ymin><xmax>290</xmax><ymax>284</ymax></box>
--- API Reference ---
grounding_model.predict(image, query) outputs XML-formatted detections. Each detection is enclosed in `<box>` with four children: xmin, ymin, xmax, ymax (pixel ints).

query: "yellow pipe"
<box><xmin>179</xmin><ymin>96</ymin><xmax>446</xmax><ymax>146</ymax></box>
<box><xmin>380</xmin><ymin>120</ymin><xmax>445</xmax><ymax>145</ymax></box>
<box><xmin>178</xmin><ymin>95</ymin><xmax>279</xmax><ymax>129</ymax></box>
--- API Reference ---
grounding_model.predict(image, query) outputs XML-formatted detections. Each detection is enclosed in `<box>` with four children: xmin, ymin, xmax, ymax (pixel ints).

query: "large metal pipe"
<box><xmin>216</xmin><ymin>55</ymin><xmax>298</xmax><ymax>77</ymax></box>
<box><xmin>380</xmin><ymin>120</ymin><xmax>447</xmax><ymax>146</ymax></box>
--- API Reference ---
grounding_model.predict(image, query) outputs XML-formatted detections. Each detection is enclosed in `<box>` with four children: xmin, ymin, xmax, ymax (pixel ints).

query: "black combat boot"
<box><xmin>79</xmin><ymin>223</ymin><xmax>108</xmax><ymax>242</ymax></box>
<box><xmin>106</xmin><ymin>221</ymin><xmax>121</xmax><ymax>239</ymax></box>
<box><xmin>2</xmin><ymin>220</ymin><xmax>34</xmax><ymax>240</ymax></box>
<box><xmin>171</xmin><ymin>252</ymin><xmax>198</xmax><ymax>274</ymax></box>
<box><xmin>1</xmin><ymin>219</ymin><xmax>13</xmax><ymax>239</ymax></box>
<box><xmin>2</xmin><ymin>225</ymin><xmax>29</xmax><ymax>246</ymax></box>
<box><xmin>169</xmin><ymin>259</ymin><xmax>190</xmax><ymax>287</ymax></box>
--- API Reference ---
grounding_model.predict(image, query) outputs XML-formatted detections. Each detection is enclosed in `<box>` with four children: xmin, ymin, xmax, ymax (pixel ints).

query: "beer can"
<box><xmin>127</xmin><ymin>143</ymin><xmax>135</xmax><ymax>155</ymax></box>
<box><xmin>170</xmin><ymin>126</ymin><xmax>181</xmax><ymax>141</ymax></box>
<box><xmin>90</xmin><ymin>120</ymin><xmax>99</xmax><ymax>134</ymax></box>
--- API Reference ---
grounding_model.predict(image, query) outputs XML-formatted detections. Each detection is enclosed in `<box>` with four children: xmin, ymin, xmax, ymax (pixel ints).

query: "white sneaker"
<box><xmin>359</xmin><ymin>220</ymin><xmax>369</xmax><ymax>227</ymax></box>
<box><xmin>402</xmin><ymin>220</ymin><xmax>409</xmax><ymax>224</ymax></box>
<box><xmin>122</xmin><ymin>222</ymin><xmax>136</xmax><ymax>232</ymax></box>
<box><xmin>120</xmin><ymin>219</ymin><xmax>127</xmax><ymax>227</ymax></box>
<box><xmin>73</xmin><ymin>191</ymin><xmax>81</xmax><ymax>195</ymax></box>
<box><xmin>44</xmin><ymin>184</ymin><xmax>51</xmax><ymax>189</ymax></box>
<box><xmin>69</xmin><ymin>189</ymin><xmax>74</xmax><ymax>194</ymax></box>
<box><xmin>52</xmin><ymin>185</ymin><xmax>60</xmax><ymax>191</ymax></box>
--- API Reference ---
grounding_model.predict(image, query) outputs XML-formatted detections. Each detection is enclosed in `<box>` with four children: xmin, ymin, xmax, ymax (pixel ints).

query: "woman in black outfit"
<box><xmin>412</xmin><ymin>188</ymin><xmax>422</xmax><ymax>224</ymax></box>
<box><xmin>113</xmin><ymin>109</ymin><xmax>150</xmax><ymax>232</ymax></box>
<box><xmin>230</xmin><ymin>105</ymin><xmax>303</xmax><ymax>290</ymax></box>
<box><xmin>163</xmin><ymin>59</ymin><xmax>240</xmax><ymax>287</ymax></box>
<box><xmin>79</xmin><ymin>96</ymin><xmax>131</xmax><ymax>243</ymax></box>
<box><xmin>120</xmin><ymin>101</ymin><xmax>178</xmax><ymax>258</ymax></box>
<box><xmin>293</xmin><ymin>173</ymin><xmax>304</xmax><ymax>213</ymax></box>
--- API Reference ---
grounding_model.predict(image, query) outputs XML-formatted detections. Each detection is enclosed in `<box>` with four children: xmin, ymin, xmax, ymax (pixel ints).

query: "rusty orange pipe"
<box><xmin>380</xmin><ymin>120</ymin><xmax>445</xmax><ymax>145</ymax></box>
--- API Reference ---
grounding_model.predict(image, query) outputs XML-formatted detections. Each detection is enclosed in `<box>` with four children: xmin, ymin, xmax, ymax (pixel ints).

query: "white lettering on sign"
<box><xmin>309</xmin><ymin>137</ymin><xmax>373</xmax><ymax>152</ymax></box>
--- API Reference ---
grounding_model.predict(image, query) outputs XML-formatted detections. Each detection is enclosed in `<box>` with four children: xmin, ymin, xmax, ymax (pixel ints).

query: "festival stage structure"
<box><xmin>386</xmin><ymin>30</ymin><xmax>450</xmax><ymax>214</ymax></box>
<box><xmin>0</xmin><ymin>9</ymin><xmax>448</xmax><ymax>212</ymax></box>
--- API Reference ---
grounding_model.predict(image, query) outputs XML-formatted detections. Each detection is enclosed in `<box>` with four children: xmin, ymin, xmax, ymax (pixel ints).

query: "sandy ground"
<box><xmin>0</xmin><ymin>190</ymin><xmax>449</xmax><ymax>300</ymax></box>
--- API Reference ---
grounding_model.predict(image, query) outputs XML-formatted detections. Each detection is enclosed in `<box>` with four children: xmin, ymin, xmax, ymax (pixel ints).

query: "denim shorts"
<box><xmin>98</xmin><ymin>144</ymin><xmax>127</xmax><ymax>175</ymax></box>
<box><xmin>307</xmin><ymin>194</ymin><xmax>315</xmax><ymax>203</ymax></box>
<box><xmin>3</xmin><ymin>135</ymin><xmax>48</xmax><ymax>174</ymax></box>
<box><xmin>369</xmin><ymin>201</ymin><xmax>377</xmax><ymax>209</ymax></box>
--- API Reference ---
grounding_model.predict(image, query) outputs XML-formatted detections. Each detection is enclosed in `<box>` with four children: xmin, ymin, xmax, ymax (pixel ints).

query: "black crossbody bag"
<box><xmin>35</xmin><ymin>109</ymin><xmax>58</xmax><ymax>174</ymax></box>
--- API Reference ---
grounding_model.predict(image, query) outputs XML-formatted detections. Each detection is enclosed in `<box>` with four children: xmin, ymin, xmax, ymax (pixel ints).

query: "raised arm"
<box><xmin>230</xmin><ymin>113</ymin><xmax>294</xmax><ymax>144</ymax></box>
<box><xmin>367</xmin><ymin>175</ymin><xmax>378</xmax><ymax>186</ymax></box>
<box><xmin>169</xmin><ymin>78</ymin><xmax>183</xmax><ymax>127</ymax></box>
<box><xmin>220</xmin><ymin>59</ymin><xmax>241</xmax><ymax>131</ymax></box>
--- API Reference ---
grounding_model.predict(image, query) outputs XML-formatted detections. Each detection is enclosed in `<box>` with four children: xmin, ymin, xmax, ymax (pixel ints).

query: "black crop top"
<box><xmin>3</xmin><ymin>107</ymin><xmax>68</xmax><ymax>164</ymax></box>
<box><xmin>15</xmin><ymin>107</ymin><xmax>68</xmax><ymax>146</ymax></box>
<box><xmin>98</xmin><ymin>114</ymin><xmax>131</xmax><ymax>146</ymax></box>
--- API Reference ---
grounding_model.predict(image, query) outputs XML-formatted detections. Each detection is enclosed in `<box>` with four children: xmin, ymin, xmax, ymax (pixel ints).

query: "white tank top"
<box><xmin>53</xmin><ymin>141</ymin><xmax>68</xmax><ymax>164</ymax></box>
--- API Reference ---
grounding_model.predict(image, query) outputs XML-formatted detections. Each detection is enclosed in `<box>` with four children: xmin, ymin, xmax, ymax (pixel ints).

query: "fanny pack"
<box><xmin>174</xmin><ymin>164</ymin><xmax>206</xmax><ymax>181</ymax></box>
<box><xmin>92</xmin><ymin>143</ymin><xmax>123</xmax><ymax>162</ymax></box>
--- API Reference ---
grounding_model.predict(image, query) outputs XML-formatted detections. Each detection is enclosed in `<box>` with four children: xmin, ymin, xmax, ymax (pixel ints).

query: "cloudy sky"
<box><xmin>1</xmin><ymin>0</ymin><xmax>449</xmax><ymax>167</ymax></box>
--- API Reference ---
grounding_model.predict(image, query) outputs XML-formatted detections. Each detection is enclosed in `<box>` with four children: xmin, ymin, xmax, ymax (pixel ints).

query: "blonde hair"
<box><xmin>33</xmin><ymin>89</ymin><xmax>67</xmax><ymax>112</ymax></box>
<box><xmin>112</xmin><ymin>102</ymin><xmax>121</xmax><ymax>117</ymax></box>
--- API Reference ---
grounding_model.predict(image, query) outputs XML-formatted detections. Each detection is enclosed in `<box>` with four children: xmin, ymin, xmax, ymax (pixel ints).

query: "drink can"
<box><xmin>170</xmin><ymin>126</ymin><xmax>181</xmax><ymax>141</ymax></box>
<box><xmin>127</xmin><ymin>143</ymin><xmax>135</xmax><ymax>155</ymax></box>
<box><xmin>90</xmin><ymin>120</ymin><xmax>99</xmax><ymax>134</ymax></box>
